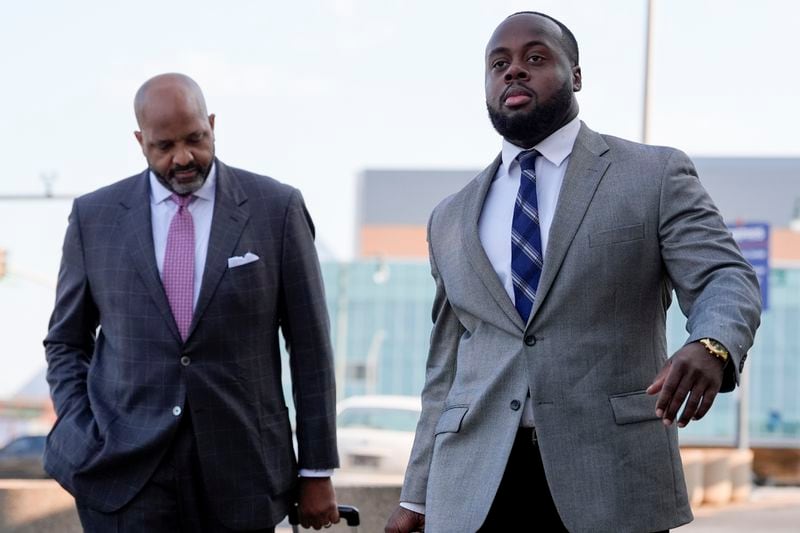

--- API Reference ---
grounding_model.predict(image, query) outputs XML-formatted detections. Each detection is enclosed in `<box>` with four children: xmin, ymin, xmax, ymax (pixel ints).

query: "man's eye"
<box><xmin>492</xmin><ymin>60</ymin><xmax>508</xmax><ymax>70</ymax></box>
<box><xmin>157</xmin><ymin>143</ymin><xmax>172</xmax><ymax>151</ymax></box>
<box><xmin>528</xmin><ymin>55</ymin><xmax>544</xmax><ymax>63</ymax></box>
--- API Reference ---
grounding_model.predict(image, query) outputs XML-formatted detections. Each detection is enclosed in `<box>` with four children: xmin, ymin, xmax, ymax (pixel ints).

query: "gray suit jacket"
<box><xmin>400</xmin><ymin>124</ymin><xmax>761</xmax><ymax>532</ymax></box>
<box><xmin>44</xmin><ymin>160</ymin><xmax>338</xmax><ymax>530</ymax></box>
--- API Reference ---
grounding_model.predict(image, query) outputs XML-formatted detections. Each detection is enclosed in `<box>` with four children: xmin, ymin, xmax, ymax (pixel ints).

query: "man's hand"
<box><xmin>297</xmin><ymin>477</ymin><xmax>339</xmax><ymax>530</ymax></box>
<box><xmin>385</xmin><ymin>506</ymin><xmax>425</xmax><ymax>533</ymax></box>
<box><xmin>647</xmin><ymin>341</ymin><xmax>726</xmax><ymax>427</ymax></box>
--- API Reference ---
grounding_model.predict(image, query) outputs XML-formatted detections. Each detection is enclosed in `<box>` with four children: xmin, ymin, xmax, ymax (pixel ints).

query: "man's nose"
<box><xmin>504</xmin><ymin>63</ymin><xmax>529</xmax><ymax>82</ymax></box>
<box><xmin>173</xmin><ymin>147</ymin><xmax>195</xmax><ymax>167</ymax></box>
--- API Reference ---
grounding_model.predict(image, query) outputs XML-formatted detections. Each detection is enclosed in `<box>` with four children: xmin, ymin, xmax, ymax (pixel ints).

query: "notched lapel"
<box><xmin>529</xmin><ymin>125</ymin><xmax>610</xmax><ymax>323</ymax></box>
<box><xmin>188</xmin><ymin>162</ymin><xmax>250</xmax><ymax>339</ymax></box>
<box><xmin>120</xmin><ymin>172</ymin><xmax>183</xmax><ymax>343</ymax></box>
<box><xmin>460</xmin><ymin>155</ymin><xmax>526</xmax><ymax>333</ymax></box>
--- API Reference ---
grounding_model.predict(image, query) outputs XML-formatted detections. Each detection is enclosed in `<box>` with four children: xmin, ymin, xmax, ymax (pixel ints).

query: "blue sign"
<box><xmin>728</xmin><ymin>222</ymin><xmax>769</xmax><ymax>311</ymax></box>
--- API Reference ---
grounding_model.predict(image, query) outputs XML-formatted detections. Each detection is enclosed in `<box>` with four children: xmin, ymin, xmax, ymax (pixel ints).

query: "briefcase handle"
<box><xmin>288</xmin><ymin>504</ymin><xmax>360</xmax><ymax>527</ymax></box>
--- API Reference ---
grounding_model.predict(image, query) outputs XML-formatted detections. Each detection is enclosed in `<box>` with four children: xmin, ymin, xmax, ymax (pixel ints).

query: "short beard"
<box><xmin>153</xmin><ymin>160</ymin><xmax>212</xmax><ymax>196</ymax></box>
<box><xmin>487</xmin><ymin>79</ymin><xmax>574</xmax><ymax>148</ymax></box>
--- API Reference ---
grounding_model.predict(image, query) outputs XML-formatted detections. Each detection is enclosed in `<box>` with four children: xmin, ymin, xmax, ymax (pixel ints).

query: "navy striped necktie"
<box><xmin>511</xmin><ymin>149</ymin><xmax>543</xmax><ymax>322</ymax></box>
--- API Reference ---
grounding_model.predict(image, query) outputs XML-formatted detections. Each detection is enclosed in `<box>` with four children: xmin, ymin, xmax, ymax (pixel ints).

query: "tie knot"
<box><xmin>516</xmin><ymin>149</ymin><xmax>540</xmax><ymax>171</ymax></box>
<box><xmin>171</xmin><ymin>194</ymin><xmax>194</xmax><ymax>209</ymax></box>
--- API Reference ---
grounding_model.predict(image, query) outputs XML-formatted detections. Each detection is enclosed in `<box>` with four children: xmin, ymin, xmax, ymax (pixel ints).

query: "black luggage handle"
<box><xmin>288</xmin><ymin>504</ymin><xmax>360</xmax><ymax>527</ymax></box>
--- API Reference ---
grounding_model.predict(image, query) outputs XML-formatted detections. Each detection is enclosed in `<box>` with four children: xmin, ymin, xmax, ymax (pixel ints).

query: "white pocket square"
<box><xmin>227</xmin><ymin>252</ymin><xmax>260</xmax><ymax>268</ymax></box>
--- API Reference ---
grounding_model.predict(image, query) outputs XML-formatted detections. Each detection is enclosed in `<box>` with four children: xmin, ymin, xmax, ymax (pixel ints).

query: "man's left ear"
<box><xmin>208</xmin><ymin>113</ymin><xmax>216</xmax><ymax>130</ymax></box>
<box><xmin>572</xmin><ymin>66</ymin><xmax>582</xmax><ymax>92</ymax></box>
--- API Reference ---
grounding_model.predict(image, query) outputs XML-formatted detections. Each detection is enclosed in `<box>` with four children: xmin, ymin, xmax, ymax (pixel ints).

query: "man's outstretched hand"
<box><xmin>647</xmin><ymin>341</ymin><xmax>726</xmax><ymax>428</ymax></box>
<box><xmin>385</xmin><ymin>506</ymin><xmax>425</xmax><ymax>533</ymax></box>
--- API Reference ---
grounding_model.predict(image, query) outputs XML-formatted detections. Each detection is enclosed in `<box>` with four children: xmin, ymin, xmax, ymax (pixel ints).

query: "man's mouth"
<box><xmin>171</xmin><ymin>167</ymin><xmax>200</xmax><ymax>181</ymax></box>
<box><xmin>503</xmin><ymin>86</ymin><xmax>533</xmax><ymax>108</ymax></box>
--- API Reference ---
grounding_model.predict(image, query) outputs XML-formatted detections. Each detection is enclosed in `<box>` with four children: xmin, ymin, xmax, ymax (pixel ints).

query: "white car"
<box><xmin>336</xmin><ymin>395</ymin><xmax>421</xmax><ymax>474</ymax></box>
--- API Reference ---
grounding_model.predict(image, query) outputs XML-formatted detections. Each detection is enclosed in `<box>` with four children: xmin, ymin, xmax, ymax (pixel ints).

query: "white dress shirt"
<box><xmin>150</xmin><ymin>164</ymin><xmax>330</xmax><ymax>478</ymax></box>
<box><xmin>479</xmin><ymin>116</ymin><xmax>581</xmax><ymax>304</ymax></box>
<box><xmin>400</xmin><ymin>118</ymin><xmax>582</xmax><ymax>515</ymax></box>
<box><xmin>478</xmin><ymin>116</ymin><xmax>581</xmax><ymax>427</ymax></box>
<box><xmin>149</xmin><ymin>164</ymin><xmax>217</xmax><ymax>308</ymax></box>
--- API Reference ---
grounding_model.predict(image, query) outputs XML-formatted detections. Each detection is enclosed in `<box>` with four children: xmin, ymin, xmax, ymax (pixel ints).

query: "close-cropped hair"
<box><xmin>508</xmin><ymin>11</ymin><xmax>580</xmax><ymax>66</ymax></box>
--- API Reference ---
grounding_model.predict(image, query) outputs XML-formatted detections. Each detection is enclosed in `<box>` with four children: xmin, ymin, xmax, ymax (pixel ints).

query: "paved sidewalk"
<box><xmin>278</xmin><ymin>486</ymin><xmax>800</xmax><ymax>532</ymax></box>
<box><xmin>679</xmin><ymin>486</ymin><xmax>800</xmax><ymax>532</ymax></box>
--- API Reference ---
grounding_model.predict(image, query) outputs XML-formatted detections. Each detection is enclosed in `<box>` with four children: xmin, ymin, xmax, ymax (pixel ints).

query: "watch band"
<box><xmin>699</xmin><ymin>338</ymin><xmax>729</xmax><ymax>363</ymax></box>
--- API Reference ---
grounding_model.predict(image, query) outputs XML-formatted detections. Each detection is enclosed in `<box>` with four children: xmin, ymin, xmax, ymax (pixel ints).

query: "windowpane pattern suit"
<box><xmin>44</xmin><ymin>160</ymin><xmax>338</xmax><ymax>531</ymax></box>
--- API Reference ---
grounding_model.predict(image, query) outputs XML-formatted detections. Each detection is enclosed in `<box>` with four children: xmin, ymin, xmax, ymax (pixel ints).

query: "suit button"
<box><xmin>172</xmin><ymin>406</ymin><xmax>182</xmax><ymax>416</ymax></box>
<box><xmin>180</xmin><ymin>356</ymin><xmax>191</xmax><ymax>366</ymax></box>
<box><xmin>510</xmin><ymin>399</ymin><xmax>521</xmax><ymax>411</ymax></box>
<box><xmin>524</xmin><ymin>335</ymin><xmax>536</xmax><ymax>346</ymax></box>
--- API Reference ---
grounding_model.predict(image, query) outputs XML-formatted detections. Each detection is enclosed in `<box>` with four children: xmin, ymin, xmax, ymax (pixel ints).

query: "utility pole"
<box><xmin>642</xmin><ymin>0</ymin><xmax>655</xmax><ymax>144</ymax></box>
<box><xmin>0</xmin><ymin>172</ymin><xmax>75</xmax><ymax>200</ymax></box>
<box><xmin>0</xmin><ymin>173</ymin><xmax>73</xmax><ymax>285</ymax></box>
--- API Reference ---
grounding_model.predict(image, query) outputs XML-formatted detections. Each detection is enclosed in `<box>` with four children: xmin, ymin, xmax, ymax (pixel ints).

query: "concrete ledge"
<box><xmin>329</xmin><ymin>486</ymin><xmax>400</xmax><ymax>532</ymax></box>
<box><xmin>0</xmin><ymin>477</ymin><xmax>402</xmax><ymax>533</ymax></box>
<box><xmin>702</xmin><ymin>449</ymin><xmax>734</xmax><ymax>505</ymax></box>
<box><xmin>731</xmin><ymin>449</ymin><xmax>755</xmax><ymax>502</ymax></box>
<box><xmin>0</xmin><ymin>449</ymin><xmax>760</xmax><ymax>532</ymax></box>
<box><xmin>680</xmin><ymin>449</ymin><xmax>705</xmax><ymax>507</ymax></box>
<box><xmin>0</xmin><ymin>480</ymin><xmax>79</xmax><ymax>532</ymax></box>
<box><xmin>332</xmin><ymin>473</ymin><xmax>402</xmax><ymax>533</ymax></box>
<box><xmin>680</xmin><ymin>447</ymin><xmax>756</xmax><ymax>508</ymax></box>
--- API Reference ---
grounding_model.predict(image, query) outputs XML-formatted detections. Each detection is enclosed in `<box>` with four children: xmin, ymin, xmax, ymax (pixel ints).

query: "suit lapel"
<box><xmin>188</xmin><ymin>160</ymin><xmax>250</xmax><ymax>339</ymax></box>
<box><xmin>461</xmin><ymin>155</ymin><xmax>526</xmax><ymax>333</ymax></box>
<box><xmin>528</xmin><ymin>124</ymin><xmax>610</xmax><ymax>324</ymax></box>
<box><xmin>120</xmin><ymin>171</ymin><xmax>183</xmax><ymax>343</ymax></box>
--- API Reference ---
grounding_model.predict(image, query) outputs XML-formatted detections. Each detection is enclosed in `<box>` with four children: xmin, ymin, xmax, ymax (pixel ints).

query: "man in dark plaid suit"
<box><xmin>44</xmin><ymin>73</ymin><xmax>340</xmax><ymax>532</ymax></box>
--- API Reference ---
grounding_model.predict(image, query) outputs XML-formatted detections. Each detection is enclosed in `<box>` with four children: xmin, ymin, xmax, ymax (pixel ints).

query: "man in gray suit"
<box><xmin>44</xmin><ymin>73</ymin><xmax>340</xmax><ymax>531</ymax></box>
<box><xmin>385</xmin><ymin>12</ymin><xmax>760</xmax><ymax>533</ymax></box>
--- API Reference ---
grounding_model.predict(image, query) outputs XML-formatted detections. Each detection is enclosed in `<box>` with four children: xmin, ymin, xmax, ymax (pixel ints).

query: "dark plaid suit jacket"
<box><xmin>43</xmin><ymin>159</ymin><xmax>338</xmax><ymax>530</ymax></box>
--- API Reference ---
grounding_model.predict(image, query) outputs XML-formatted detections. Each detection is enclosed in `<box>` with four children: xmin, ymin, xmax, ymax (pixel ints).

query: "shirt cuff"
<box><xmin>298</xmin><ymin>469</ymin><xmax>334</xmax><ymax>477</ymax></box>
<box><xmin>400</xmin><ymin>502</ymin><xmax>426</xmax><ymax>515</ymax></box>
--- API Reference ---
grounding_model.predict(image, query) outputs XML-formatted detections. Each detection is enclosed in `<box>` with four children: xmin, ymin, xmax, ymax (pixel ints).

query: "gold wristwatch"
<box><xmin>699</xmin><ymin>338</ymin><xmax>729</xmax><ymax>363</ymax></box>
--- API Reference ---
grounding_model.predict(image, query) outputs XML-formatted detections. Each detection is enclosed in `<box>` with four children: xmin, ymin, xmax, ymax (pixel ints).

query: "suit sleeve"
<box><xmin>658</xmin><ymin>149</ymin><xmax>762</xmax><ymax>391</ymax></box>
<box><xmin>43</xmin><ymin>200</ymin><xmax>102</xmax><ymax>440</ymax></box>
<box><xmin>400</xmin><ymin>208</ymin><xmax>465</xmax><ymax>505</ymax></box>
<box><xmin>279</xmin><ymin>190</ymin><xmax>339</xmax><ymax>470</ymax></box>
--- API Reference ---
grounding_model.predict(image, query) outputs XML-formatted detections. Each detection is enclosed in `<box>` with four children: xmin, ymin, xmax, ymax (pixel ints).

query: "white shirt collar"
<box><xmin>149</xmin><ymin>161</ymin><xmax>217</xmax><ymax>204</ymax></box>
<box><xmin>500</xmin><ymin>116</ymin><xmax>582</xmax><ymax>175</ymax></box>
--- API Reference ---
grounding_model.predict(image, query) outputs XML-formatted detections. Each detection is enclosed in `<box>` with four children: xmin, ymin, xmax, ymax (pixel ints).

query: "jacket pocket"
<box><xmin>434</xmin><ymin>405</ymin><xmax>469</xmax><ymax>435</ymax></box>
<box><xmin>589</xmin><ymin>223</ymin><xmax>645</xmax><ymax>247</ymax></box>
<box><xmin>46</xmin><ymin>412</ymin><xmax>104</xmax><ymax>469</ymax></box>
<box><xmin>609</xmin><ymin>390</ymin><xmax>660</xmax><ymax>425</ymax></box>
<box><xmin>257</xmin><ymin>406</ymin><xmax>297</xmax><ymax>495</ymax></box>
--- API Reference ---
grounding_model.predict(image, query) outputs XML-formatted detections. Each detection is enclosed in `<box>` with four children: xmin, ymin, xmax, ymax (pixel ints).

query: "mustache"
<box><xmin>168</xmin><ymin>163</ymin><xmax>202</xmax><ymax>176</ymax></box>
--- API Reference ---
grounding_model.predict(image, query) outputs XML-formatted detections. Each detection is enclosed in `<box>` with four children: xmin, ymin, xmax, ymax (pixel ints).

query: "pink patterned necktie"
<box><xmin>163</xmin><ymin>194</ymin><xmax>195</xmax><ymax>341</ymax></box>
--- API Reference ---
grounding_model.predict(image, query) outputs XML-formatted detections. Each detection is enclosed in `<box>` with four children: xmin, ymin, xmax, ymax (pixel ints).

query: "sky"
<box><xmin>0</xmin><ymin>0</ymin><xmax>799</xmax><ymax>398</ymax></box>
